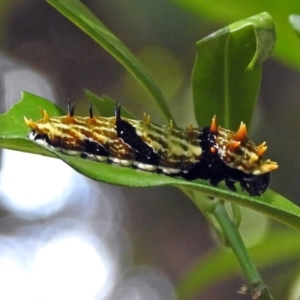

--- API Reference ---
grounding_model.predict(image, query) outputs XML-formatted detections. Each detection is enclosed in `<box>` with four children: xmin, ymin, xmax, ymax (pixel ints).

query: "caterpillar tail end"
<box><xmin>24</xmin><ymin>116</ymin><xmax>37</xmax><ymax>130</ymax></box>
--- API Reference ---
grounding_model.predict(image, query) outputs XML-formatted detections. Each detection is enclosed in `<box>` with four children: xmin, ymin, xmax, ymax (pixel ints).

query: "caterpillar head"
<box><xmin>240</xmin><ymin>172</ymin><xmax>271</xmax><ymax>196</ymax></box>
<box><xmin>210</xmin><ymin>117</ymin><xmax>278</xmax><ymax>176</ymax></box>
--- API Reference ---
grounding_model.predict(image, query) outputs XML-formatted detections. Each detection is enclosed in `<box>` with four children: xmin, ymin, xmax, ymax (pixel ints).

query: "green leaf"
<box><xmin>0</xmin><ymin>92</ymin><xmax>64</xmax><ymax>157</ymax></box>
<box><xmin>1</xmin><ymin>93</ymin><xmax>300</xmax><ymax>233</ymax></box>
<box><xmin>192</xmin><ymin>12</ymin><xmax>275</xmax><ymax>129</ymax></box>
<box><xmin>177</xmin><ymin>230</ymin><xmax>300</xmax><ymax>299</ymax></box>
<box><xmin>84</xmin><ymin>90</ymin><xmax>136</xmax><ymax>119</ymax></box>
<box><xmin>46</xmin><ymin>0</ymin><xmax>173</xmax><ymax>123</ymax></box>
<box><xmin>171</xmin><ymin>0</ymin><xmax>300</xmax><ymax>72</ymax></box>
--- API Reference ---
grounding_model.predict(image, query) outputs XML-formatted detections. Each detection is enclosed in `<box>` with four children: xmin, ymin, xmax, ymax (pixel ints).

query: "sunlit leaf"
<box><xmin>289</xmin><ymin>15</ymin><xmax>300</xmax><ymax>41</ymax></box>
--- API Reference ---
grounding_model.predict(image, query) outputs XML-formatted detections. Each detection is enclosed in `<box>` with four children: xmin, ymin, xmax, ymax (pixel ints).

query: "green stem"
<box><xmin>213</xmin><ymin>200</ymin><xmax>273</xmax><ymax>300</ymax></box>
<box><xmin>231</xmin><ymin>202</ymin><xmax>242</xmax><ymax>228</ymax></box>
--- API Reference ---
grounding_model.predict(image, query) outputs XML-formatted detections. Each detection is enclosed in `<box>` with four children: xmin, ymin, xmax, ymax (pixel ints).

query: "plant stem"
<box><xmin>213</xmin><ymin>199</ymin><xmax>273</xmax><ymax>300</ymax></box>
<box><xmin>231</xmin><ymin>202</ymin><xmax>242</xmax><ymax>228</ymax></box>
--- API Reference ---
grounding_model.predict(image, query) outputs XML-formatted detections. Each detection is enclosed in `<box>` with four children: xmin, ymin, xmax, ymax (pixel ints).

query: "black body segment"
<box><xmin>83</xmin><ymin>139</ymin><xmax>108</xmax><ymax>157</ymax></box>
<box><xmin>115</xmin><ymin>114</ymin><xmax>160</xmax><ymax>167</ymax></box>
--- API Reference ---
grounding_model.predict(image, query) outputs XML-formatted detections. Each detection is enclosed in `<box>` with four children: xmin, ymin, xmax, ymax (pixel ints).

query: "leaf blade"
<box><xmin>46</xmin><ymin>0</ymin><xmax>173</xmax><ymax>122</ymax></box>
<box><xmin>192</xmin><ymin>12</ymin><xmax>275</xmax><ymax>129</ymax></box>
<box><xmin>84</xmin><ymin>90</ymin><xmax>136</xmax><ymax>119</ymax></box>
<box><xmin>171</xmin><ymin>0</ymin><xmax>300</xmax><ymax>71</ymax></box>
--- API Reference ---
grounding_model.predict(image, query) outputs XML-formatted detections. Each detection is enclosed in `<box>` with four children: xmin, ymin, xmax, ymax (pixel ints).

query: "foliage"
<box><xmin>171</xmin><ymin>0</ymin><xmax>300</xmax><ymax>71</ymax></box>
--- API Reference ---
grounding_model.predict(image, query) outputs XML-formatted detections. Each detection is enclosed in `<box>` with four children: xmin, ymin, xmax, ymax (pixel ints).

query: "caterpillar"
<box><xmin>24</xmin><ymin>103</ymin><xmax>278</xmax><ymax>196</ymax></box>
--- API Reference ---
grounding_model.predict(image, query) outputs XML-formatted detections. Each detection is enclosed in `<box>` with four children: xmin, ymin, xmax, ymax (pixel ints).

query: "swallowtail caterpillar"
<box><xmin>24</xmin><ymin>103</ymin><xmax>278</xmax><ymax>196</ymax></box>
